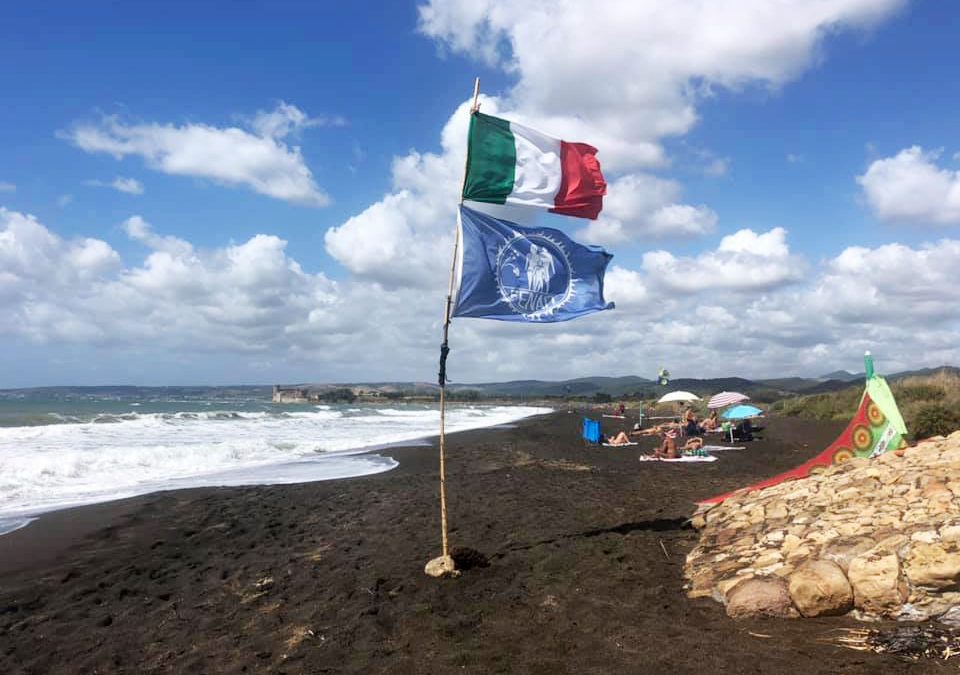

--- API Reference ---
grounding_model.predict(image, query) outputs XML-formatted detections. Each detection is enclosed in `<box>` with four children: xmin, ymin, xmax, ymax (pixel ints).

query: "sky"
<box><xmin>3</xmin><ymin>0</ymin><xmax>960</xmax><ymax>387</ymax></box>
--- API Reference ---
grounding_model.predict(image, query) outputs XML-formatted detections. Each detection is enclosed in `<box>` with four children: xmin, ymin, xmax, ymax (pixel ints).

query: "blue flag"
<box><xmin>453</xmin><ymin>205</ymin><xmax>615</xmax><ymax>322</ymax></box>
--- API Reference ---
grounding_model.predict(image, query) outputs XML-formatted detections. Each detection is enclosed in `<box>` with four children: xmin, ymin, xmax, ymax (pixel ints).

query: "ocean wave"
<box><xmin>0</xmin><ymin>402</ymin><xmax>551</xmax><ymax>527</ymax></box>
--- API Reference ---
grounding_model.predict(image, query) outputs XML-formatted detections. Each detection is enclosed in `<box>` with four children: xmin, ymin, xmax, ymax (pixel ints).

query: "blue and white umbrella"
<box><xmin>721</xmin><ymin>404</ymin><xmax>764</xmax><ymax>420</ymax></box>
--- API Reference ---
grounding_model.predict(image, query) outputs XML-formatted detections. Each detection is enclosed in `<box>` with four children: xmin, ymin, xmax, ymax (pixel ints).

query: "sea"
<box><xmin>0</xmin><ymin>387</ymin><xmax>552</xmax><ymax>536</ymax></box>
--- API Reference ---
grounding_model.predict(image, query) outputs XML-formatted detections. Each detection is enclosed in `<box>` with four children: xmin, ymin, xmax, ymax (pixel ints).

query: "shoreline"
<box><xmin>2</xmin><ymin>411</ymin><xmax>941</xmax><ymax>674</ymax></box>
<box><xmin>0</xmin><ymin>404</ymin><xmax>553</xmax><ymax>541</ymax></box>
<box><xmin>0</xmin><ymin>412</ymin><xmax>550</xmax><ymax>575</ymax></box>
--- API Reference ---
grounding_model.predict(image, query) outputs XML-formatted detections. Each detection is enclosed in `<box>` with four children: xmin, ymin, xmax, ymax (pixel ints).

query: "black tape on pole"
<box><xmin>438</xmin><ymin>341</ymin><xmax>450</xmax><ymax>387</ymax></box>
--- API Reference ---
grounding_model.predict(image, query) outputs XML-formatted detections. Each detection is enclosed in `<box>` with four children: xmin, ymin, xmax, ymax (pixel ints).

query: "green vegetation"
<box><xmin>912</xmin><ymin>404</ymin><xmax>960</xmax><ymax>441</ymax></box>
<box><xmin>315</xmin><ymin>387</ymin><xmax>357</xmax><ymax>403</ymax></box>
<box><xmin>771</xmin><ymin>370</ymin><xmax>960</xmax><ymax>441</ymax></box>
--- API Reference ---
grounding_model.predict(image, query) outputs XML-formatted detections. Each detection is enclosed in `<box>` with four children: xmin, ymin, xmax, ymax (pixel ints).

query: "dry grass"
<box><xmin>772</xmin><ymin>369</ymin><xmax>960</xmax><ymax>441</ymax></box>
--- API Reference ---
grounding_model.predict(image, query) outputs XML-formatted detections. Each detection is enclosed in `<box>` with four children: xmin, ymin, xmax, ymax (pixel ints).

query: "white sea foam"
<box><xmin>0</xmin><ymin>403</ymin><xmax>550</xmax><ymax>534</ymax></box>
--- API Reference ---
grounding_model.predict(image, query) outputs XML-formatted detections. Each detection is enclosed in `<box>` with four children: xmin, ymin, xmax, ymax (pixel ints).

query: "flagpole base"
<box><xmin>424</xmin><ymin>555</ymin><xmax>459</xmax><ymax>578</ymax></box>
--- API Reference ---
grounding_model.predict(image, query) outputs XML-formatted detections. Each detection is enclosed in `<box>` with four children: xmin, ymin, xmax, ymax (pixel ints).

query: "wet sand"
<box><xmin>0</xmin><ymin>411</ymin><xmax>942</xmax><ymax>674</ymax></box>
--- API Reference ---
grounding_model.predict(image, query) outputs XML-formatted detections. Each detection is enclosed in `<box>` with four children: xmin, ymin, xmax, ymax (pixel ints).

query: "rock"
<box><xmin>766</xmin><ymin>503</ymin><xmax>789</xmax><ymax>520</ymax></box>
<box><xmin>940</xmin><ymin>606</ymin><xmax>960</xmax><ymax>628</ymax></box>
<box><xmin>785</xmin><ymin>544</ymin><xmax>812</xmax><ymax>563</ymax></box>
<box><xmin>725</xmin><ymin>577</ymin><xmax>795</xmax><ymax>619</ymax></box>
<box><xmin>781</xmin><ymin>534</ymin><xmax>802</xmax><ymax>555</ymax></box>
<box><xmin>848</xmin><ymin>550</ymin><xmax>906</xmax><ymax>615</ymax></box>
<box><xmin>911</xmin><ymin>530</ymin><xmax>939</xmax><ymax>544</ymax></box>
<box><xmin>684</xmin><ymin>427</ymin><xmax>960</xmax><ymax>623</ymax></box>
<box><xmin>763</xmin><ymin>530</ymin><xmax>785</xmax><ymax>544</ymax></box>
<box><xmin>717</xmin><ymin>576</ymin><xmax>747</xmax><ymax>600</ymax></box>
<box><xmin>821</xmin><ymin>537</ymin><xmax>875</xmax><ymax>574</ymax></box>
<box><xmin>746</xmin><ymin>505</ymin><xmax>766</xmax><ymax>525</ymax></box>
<box><xmin>424</xmin><ymin>555</ymin><xmax>459</xmax><ymax>578</ymax></box>
<box><xmin>788</xmin><ymin>560</ymin><xmax>854</xmax><ymax>617</ymax></box>
<box><xmin>753</xmin><ymin>550</ymin><xmax>783</xmax><ymax>569</ymax></box>
<box><xmin>904</xmin><ymin>542</ymin><xmax>960</xmax><ymax>589</ymax></box>
<box><xmin>940</xmin><ymin>524</ymin><xmax>960</xmax><ymax>543</ymax></box>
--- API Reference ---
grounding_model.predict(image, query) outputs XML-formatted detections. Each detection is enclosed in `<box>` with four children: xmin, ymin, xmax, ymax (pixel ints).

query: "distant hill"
<box><xmin>285</xmin><ymin>373</ymin><xmax>883</xmax><ymax>401</ymax></box>
<box><xmin>9</xmin><ymin>366</ymin><xmax>957</xmax><ymax>403</ymax></box>
<box><xmin>889</xmin><ymin>366</ymin><xmax>960</xmax><ymax>381</ymax></box>
<box><xmin>817</xmin><ymin>370</ymin><xmax>861</xmax><ymax>382</ymax></box>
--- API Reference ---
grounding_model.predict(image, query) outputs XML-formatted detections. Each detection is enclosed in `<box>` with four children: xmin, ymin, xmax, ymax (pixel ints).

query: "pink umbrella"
<box><xmin>707</xmin><ymin>391</ymin><xmax>749</xmax><ymax>409</ymax></box>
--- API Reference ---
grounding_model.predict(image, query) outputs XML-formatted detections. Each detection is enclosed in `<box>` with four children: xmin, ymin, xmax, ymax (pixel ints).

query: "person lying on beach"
<box><xmin>604</xmin><ymin>431</ymin><xmax>633</xmax><ymax>446</ymax></box>
<box><xmin>682</xmin><ymin>437</ymin><xmax>704</xmax><ymax>452</ymax></box>
<box><xmin>630</xmin><ymin>422</ymin><xmax>678</xmax><ymax>437</ymax></box>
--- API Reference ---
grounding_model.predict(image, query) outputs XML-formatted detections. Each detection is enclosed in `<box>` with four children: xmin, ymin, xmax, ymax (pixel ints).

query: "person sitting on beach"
<box><xmin>604</xmin><ymin>431</ymin><xmax>633</xmax><ymax>446</ymax></box>
<box><xmin>645</xmin><ymin>432</ymin><xmax>703</xmax><ymax>460</ymax></box>
<box><xmin>700</xmin><ymin>411</ymin><xmax>719</xmax><ymax>432</ymax></box>
<box><xmin>653</xmin><ymin>428</ymin><xmax>679</xmax><ymax>459</ymax></box>
<box><xmin>683</xmin><ymin>409</ymin><xmax>700</xmax><ymax>437</ymax></box>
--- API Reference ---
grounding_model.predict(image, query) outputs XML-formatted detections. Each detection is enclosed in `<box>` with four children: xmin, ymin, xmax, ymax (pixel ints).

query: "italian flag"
<box><xmin>462</xmin><ymin>112</ymin><xmax>607</xmax><ymax>220</ymax></box>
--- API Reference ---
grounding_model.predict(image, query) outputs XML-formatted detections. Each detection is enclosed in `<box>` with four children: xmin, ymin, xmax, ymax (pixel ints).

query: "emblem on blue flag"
<box><xmin>453</xmin><ymin>205</ymin><xmax>615</xmax><ymax>322</ymax></box>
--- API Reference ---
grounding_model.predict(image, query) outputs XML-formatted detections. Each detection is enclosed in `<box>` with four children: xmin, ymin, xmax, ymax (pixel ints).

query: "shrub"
<box><xmin>317</xmin><ymin>387</ymin><xmax>356</xmax><ymax>403</ymax></box>
<box><xmin>895</xmin><ymin>384</ymin><xmax>946</xmax><ymax>403</ymax></box>
<box><xmin>910</xmin><ymin>403</ymin><xmax>960</xmax><ymax>441</ymax></box>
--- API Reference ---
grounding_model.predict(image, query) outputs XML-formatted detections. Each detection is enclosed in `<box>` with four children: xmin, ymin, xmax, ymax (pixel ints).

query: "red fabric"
<box><xmin>550</xmin><ymin>141</ymin><xmax>607</xmax><ymax>220</ymax></box>
<box><xmin>698</xmin><ymin>393</ymin><xmax>878</xmax><ymax>506</ymax></box>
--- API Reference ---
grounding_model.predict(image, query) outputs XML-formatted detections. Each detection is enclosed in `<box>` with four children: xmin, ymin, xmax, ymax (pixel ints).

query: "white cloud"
<box><xmin>4</xmin><ymin>208</ymin><xmax>960</xmax><ymax>381</ymax></box>
<box><xmin>324</xmin><ymin>98</ymin><xmax>481</xmax><ymax>287</ymax></box>
<box><xmin>85</xmin><ymin>176</ymin><xmax>145</xmax><ymax>195</ymax></box>
<box><xmin>704</xmin><ymin>157</ymin><xmax>730</xmax><ymax>177</ymax></box>
<box><xmin>0</xmin><ymin>208</ymin><xmax>341</xmax><ymax>350</ymax></box>
<box><xmin>577</xmin><ymin>173</ymin><xmax>717</xmax><ymax>245</ymax></box>
<box><xmin>787</xmin><ymin>153</ymin><xmax>804</xmax><ymax>164</ymax></box>
<box><xmin>248</xmin><ymin>101</ymin><xmax>345</xmax><ymax>139</ymax></box>
<box><xmin>62</xmin><ymin>103</ymin><xmax>329</xmax><ymax>207</ymax></box>
<box><xmin>812</xmin><ymin>240</ymin><xmax>960</xmax><ymax>321</ymax></box>
<box><xmin>326</xmin><ymin>0</ymin><xmax>907</xmax><ymax>280</ymax></box>
<box><xmin>57</xmin><ymin>194</ymin><xmax>73</xmax><ymax>208</ymax></box>
<box><xmin>419</xmin><ymin>0</ymin><xmax>905</xmax><ymax>171</ymax></box>
<box><xmin>858</xmin><ymin>146</ymin><xmax>960</xmax><ymax>225</ymax></box>
<box><xmin>641</xmin><ymin>227</ymin><xmax>805</xmax><ymax>294</ymax></box>
<box><xmin>0</xmin><ymin>182</ymin><xmax>15</xmax><ymax>193</ymax></box>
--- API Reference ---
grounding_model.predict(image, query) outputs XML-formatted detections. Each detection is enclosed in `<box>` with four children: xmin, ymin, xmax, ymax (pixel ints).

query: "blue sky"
<box><xmin>2</xmin><ymin>0</ymin><xmax>960</xmax><ymax>386</ymax></box>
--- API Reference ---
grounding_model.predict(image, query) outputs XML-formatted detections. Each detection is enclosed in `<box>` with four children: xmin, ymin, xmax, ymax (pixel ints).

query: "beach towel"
<box><xmin>602</xmin><ymin>414</ymin><xmax>626</xmax><ymax>419</ymax></box>
<box><xmin>602</xmin><ymin>441</ymin><xmax>639</xmax><ymax>447</ymax></box>
<box><xmin>701</xmin><ymin>445</ymin><xmax>745</xmax><ymax>452</ymax></box>
<box><xmin>639</xmin><ymin>455</ymin><xmax>717</xmax><ymax>463</ymax></box>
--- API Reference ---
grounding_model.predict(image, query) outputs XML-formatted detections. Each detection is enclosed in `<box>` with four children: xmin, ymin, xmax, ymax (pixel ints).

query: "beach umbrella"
<box><xmin>657</xmin><ymin>391</ymin><xmax>700</xmax><ymax>404</ymax></box>
<box><xmin>721</xmin><ymin>404</ymin><xmax>764</xmax><ymax>420</ymax></box>
<box><xmin>707</xmin><ymin>391</ymin><xmax>749</xmax><ymax>409</ymax></box>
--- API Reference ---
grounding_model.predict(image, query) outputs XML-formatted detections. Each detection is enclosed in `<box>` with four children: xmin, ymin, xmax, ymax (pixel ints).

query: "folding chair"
<box><xmin>582</xmin><ymin>417</ymin><xmax>601</xmax><ymax>446</ymax></box>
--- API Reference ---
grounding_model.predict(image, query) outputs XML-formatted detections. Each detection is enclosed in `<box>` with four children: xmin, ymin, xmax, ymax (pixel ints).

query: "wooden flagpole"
<box><xmin>428</xmin><ymin>77</ymin><xmax>480</xmax><ymax>577</ymax></box>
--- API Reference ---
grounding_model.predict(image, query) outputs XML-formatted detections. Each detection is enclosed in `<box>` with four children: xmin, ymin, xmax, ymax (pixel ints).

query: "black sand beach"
<box><xmin>0</xmin><ymin>411</ymin><xmax>943</xmax><ymax>674</ymax></box>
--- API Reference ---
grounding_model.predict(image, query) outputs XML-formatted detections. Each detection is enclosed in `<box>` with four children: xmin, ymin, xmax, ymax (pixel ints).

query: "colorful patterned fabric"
<box><xmin>699</xmin><ymin>376</ymin><xmax>907</xmax><ymax>505</ymax></box>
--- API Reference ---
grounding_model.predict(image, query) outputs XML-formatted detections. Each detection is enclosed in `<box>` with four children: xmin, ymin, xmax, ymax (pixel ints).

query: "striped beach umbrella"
<box><xmin>707</xmin><ymin>391</ymin><xmax>749</xmax><ymax>409</ymax></box>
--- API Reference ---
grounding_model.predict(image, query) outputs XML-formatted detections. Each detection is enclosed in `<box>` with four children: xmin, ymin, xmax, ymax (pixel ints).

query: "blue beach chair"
<box><xmin>582</xmin><ymin>417</ymin><xmax>601</xmax><ymax>445</ymax></box>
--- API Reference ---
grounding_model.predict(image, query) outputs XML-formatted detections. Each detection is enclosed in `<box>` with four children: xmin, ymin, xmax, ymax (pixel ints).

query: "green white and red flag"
<box><xmin>462</xmin><ymin>112</ymin><xmax>607</xmax><ymax>220</ymax></box>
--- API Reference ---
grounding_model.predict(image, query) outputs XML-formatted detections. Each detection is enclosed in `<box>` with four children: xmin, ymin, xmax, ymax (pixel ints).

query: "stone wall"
<box><xmin>685</xmin><ymin>431</ymin><xmax>960</xmax><ymax>624</ymax></box>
